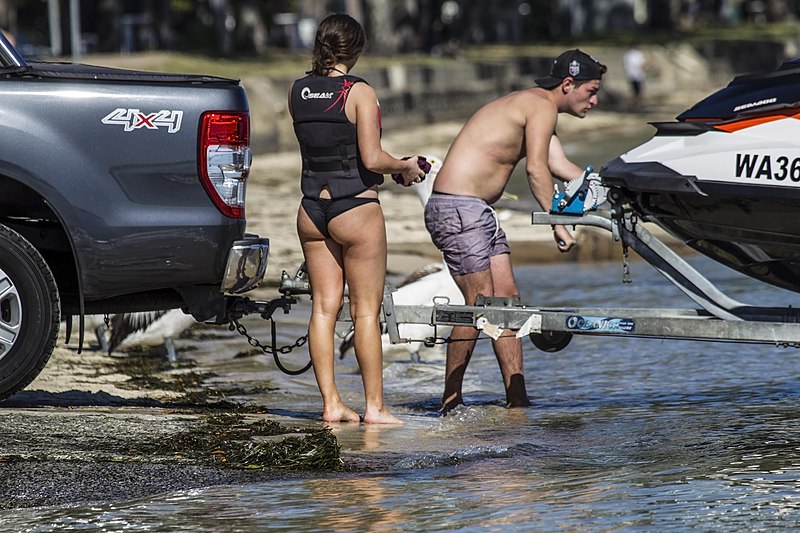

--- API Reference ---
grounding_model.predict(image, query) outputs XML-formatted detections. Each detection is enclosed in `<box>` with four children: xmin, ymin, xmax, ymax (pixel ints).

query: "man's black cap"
<box><xmin>535</xmin><ymin>49</ymin><xmax>607</xmax><ymax>89</ymax></box>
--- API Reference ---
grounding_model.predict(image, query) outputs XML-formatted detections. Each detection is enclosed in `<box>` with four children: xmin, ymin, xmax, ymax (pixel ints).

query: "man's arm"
<box><xmin>523</xmin><ymin>99</ymin><xmax>577</xmax><ymax>252</ymax></box>
<box><xmin>548</xmin><ymin>135</ymin><xmax>583</xmax><ymax>182</ymax></box>
<box><xmin>523</xmin><ymin>101</ymin><xmax>559</xmax><ymax>212</ymax></box>
<box><xmin>347</xmin><ymin>82</ymin><xmax>420</xmax><ymax>183</ymax></box>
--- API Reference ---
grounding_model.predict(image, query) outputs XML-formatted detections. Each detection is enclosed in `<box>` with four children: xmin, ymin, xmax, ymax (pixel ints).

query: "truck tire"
<box><xmin>0</xmin><ymin>223</ymin><xmax>60</xmax><ymax>401</ymax></box>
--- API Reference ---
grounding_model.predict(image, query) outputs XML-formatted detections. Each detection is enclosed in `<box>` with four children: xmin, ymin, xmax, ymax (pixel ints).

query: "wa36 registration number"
<box><xmin>735</xmin><ymin>153</ymin><xmax>800</xmax><ymax>181</ymax></box>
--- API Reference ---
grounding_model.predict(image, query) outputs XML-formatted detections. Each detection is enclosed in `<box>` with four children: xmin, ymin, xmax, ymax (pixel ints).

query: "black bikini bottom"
<box><xmin>301</xmin><ymin>195</ymin><xmax>380</xmax><ymax>238</ymax></box>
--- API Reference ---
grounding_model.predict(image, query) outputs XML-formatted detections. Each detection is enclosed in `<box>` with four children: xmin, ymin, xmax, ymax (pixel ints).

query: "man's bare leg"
<box><xmin>492</xmin><ymin>334</ymin><xmax>530</xmax><ymax>407</ymax></box>
<box><xmin>441</xmin><ymin>324</ymin><xmax>479</xmax><ymax>412</ymax></box>
<box><xmin>489</xmin><ymin>253</ymin><xmax>530</xmax><ymax>407</ymax></box>
<box><xmin>441</xmin><ymin>269</ymin><xmax>493</xmax><ymax>411</ymax></box>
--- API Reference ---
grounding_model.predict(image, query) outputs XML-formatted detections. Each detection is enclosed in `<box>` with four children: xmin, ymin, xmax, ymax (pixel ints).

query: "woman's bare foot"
<box><xmin>363</xmin><ymin>407</ymin><xmax>403</xmax><ymax>425</ymax></box>
<box><xmin>322</xmin><ymin>403</ymin><xmax>360</xmax><ymax>423</ymax></box>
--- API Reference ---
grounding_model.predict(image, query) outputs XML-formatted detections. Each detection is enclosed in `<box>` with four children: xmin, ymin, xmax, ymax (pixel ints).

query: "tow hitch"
<box><xmin>225</xmin><ymin>264</ymin><xmax>313</xmax><ymax>375</ymax></box>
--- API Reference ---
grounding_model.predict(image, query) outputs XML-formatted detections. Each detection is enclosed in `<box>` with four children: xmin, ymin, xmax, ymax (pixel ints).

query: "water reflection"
<box><xmin>327</xmin><ymin>421</ymin><xmax>395</xmax><ymax>453</ymax></box>
<box><xmin>303</xmin><ymin>475</ymin><xmax>410</xmax><ymax>532</ymax></box>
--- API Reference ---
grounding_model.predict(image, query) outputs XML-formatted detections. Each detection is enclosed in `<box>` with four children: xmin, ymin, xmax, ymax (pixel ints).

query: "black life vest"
<box><xmin>291</xmin><ymin>74</ymin><xmax>384</xmax><ymax>199</ymax></box>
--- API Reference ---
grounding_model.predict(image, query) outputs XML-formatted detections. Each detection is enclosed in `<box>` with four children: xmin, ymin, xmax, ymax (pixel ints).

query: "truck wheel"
<box><xmin>0</xmin><ymin>224</ymin><xmax>60</xmax><ymax>401</ymax></box>
<box><xmin>529</xmin><ymin>330</ymin><xmax>572</xmax><ymax>352</ymax></box>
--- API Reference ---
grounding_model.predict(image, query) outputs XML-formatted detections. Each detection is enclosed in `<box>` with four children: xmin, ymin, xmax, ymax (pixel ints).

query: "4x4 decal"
<box><xmin>102</xmin><ymin>108</ymin><xmax>183</xmax><ymax>133</ymax></box>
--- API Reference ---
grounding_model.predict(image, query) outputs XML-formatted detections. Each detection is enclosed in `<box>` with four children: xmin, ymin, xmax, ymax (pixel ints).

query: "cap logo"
<box><xmin>568</xmin><ymin>60</ymin><xmax>581</xmax><ymax>77</ymax></box>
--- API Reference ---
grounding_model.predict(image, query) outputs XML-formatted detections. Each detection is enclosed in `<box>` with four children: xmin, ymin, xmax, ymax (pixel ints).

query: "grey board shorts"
<box><xmin>424</xmin><ymin>192</ymin><xmax>510</xmax><ymax>276</ymax></box>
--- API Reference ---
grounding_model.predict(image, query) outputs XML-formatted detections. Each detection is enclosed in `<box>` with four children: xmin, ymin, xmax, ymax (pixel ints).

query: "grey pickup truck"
<box><xmin>0</xmin><ymin>34</ymin><xmax>270</xmax><ymax>400</ymax></box>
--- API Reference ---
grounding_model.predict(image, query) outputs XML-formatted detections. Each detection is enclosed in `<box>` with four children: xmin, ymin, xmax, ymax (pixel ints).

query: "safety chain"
<box><xmin>432</xmin><ymin>334</ymin><xmax>509</xmax><ymax>345</ymax></box>
<box><xmin>423</xmin><ymin>336</ymin><xmax>449</xmax><ymax>347</ymax></box>
<box><xmin>410</xmin><ymin>320</ymin><xmax>501</xmax><ymax>348</ymax></box>
<box><xmin>622</xmin><ymin>242</ymin><xmax>632</xmax><ymax>284</ymax></box>
<box><xmin>621</xmin><ymin>211</ymin><xmax>637</xmax><ymax>284</ymax></box>
<box><xmin>414</xmin><ymin>333</ymin><xmax>512</xmax><ymax>348</ymax></box>
<box><xmin>229</xmin><ymin>316</ymin><xmax>311</xmax><ymax>375</ymax></box>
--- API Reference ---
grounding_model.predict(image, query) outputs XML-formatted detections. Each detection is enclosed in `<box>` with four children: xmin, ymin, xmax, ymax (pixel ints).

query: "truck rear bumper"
<box><xmin>221</xmin><ymin>236</ymin><xmax>269</xmax><ymax>294</ymax></box>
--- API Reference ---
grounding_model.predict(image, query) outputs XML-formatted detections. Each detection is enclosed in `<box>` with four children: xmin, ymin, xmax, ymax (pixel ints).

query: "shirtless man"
<box><xmin>424</xmin><ymin>49</ymin><xmax>606</xmax><ymax>411</ymax></box>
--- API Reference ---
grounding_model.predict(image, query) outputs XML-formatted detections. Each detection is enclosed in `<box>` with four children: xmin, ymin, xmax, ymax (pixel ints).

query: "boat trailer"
<box><xmin>236</xmin><ymin>172</ymin><xmax>800</xmax><ymax>356</ymax></box>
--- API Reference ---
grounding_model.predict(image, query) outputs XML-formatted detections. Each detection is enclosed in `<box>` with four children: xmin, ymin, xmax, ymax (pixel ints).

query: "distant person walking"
<box><xmin>623</xmin><ymin>44</ymin><xmax>647</xmax><ymax>111</ymax></box>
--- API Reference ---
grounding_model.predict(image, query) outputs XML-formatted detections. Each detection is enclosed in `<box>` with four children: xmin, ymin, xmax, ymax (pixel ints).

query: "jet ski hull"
<box><xmin>600</xmin><ymin>58</ymin><xmax>800</xmax><ymax>294</ymax></box>
<box><xmin>603</xmin><ymin>154</ymin><xmax>800</xmax><ymax>293</ymax></box>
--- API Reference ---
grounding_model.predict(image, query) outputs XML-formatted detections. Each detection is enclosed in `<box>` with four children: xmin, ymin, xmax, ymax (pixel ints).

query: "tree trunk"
<box><xmin>364</xmin><ymin>0</ymin><xmax>398</xmax><ymax>54</ymax></box>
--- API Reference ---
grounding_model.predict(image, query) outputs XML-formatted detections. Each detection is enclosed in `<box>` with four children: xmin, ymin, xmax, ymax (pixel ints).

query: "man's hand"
<box><xmin>553</xmin><ymin>224</ymin><xmax>576</xmax><ymax>252</ymax></box>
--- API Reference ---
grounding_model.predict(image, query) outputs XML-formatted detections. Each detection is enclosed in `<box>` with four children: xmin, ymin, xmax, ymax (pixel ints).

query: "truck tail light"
<box><xmin>199</xmin><ymin>111</ymin><xmax>252</xmax><ymax>219</ymax></box>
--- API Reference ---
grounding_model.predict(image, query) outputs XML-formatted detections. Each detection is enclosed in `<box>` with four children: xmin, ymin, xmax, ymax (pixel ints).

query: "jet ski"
<box><xmin>600</xmin><ymin>58</ymin><xmax>800</xmax><ymax>294</ymax></box>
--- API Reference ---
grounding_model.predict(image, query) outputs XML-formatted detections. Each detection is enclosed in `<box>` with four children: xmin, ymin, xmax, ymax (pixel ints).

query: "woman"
<box><xmin>289</xmin><ymin>13</ymin><xmax>425</xmax><ymax>424</ymax></box>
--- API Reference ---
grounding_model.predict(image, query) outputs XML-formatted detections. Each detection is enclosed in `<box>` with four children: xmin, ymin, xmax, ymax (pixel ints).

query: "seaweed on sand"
<box><xmin>152</xmin><ymin>413</ymin><xmax>343</xmax><ymax>471</ymax></box>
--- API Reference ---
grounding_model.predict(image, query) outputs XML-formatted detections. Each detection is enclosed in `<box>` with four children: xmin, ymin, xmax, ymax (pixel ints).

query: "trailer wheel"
<box><xmin>0</xmin><ymin>224</ymin><xmax>60</xmax><ymax>401</ymax></box>
<box><xmin>529</xmin><ymin>330</ymin><xmax>572</xmax><ymax>352</ymax></box>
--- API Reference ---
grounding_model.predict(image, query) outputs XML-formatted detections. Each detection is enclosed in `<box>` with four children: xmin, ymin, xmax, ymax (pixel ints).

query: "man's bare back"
<box><xmin>433</xmin><ymin>87</ymin><xmax>558</xmax><ymax>205</ymax></box>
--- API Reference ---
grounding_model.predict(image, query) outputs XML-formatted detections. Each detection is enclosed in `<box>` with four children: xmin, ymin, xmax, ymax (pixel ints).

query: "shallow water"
<box><xmin>5</xmin><ymin>254</ymin><xmax>800</xmax><ymax>531</ymax></box>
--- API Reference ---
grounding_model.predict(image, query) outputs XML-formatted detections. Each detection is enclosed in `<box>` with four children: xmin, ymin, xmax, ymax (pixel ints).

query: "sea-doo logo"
<box><xmin>301</xmin><ymin>87</ymin><xmax>333</xmax><ymax>100</ymax></box>
<box><xmin>733</xmin><ymin>98</ymin><xmax>777</xmax><ymax>112</ymax></box>
<box><xmin>735</xmin><ymin>153</ymin><xmax>800</xmax><ymax>182</ymax></box>
<box><xmin>101</xmin><ymin>108</ymin><xmax>183</xmax><ymax>133</ymax></box>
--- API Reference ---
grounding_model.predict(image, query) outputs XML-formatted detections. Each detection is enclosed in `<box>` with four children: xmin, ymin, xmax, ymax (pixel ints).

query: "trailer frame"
<box><xmin>328</xmin><ymin>202</ymin><xmax>800</xmax><ymax>351</ymax></box>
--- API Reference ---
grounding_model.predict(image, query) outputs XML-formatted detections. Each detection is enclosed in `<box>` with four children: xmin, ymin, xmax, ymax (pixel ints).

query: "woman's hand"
<box><xmin>392</xmin><ymin>155</ymin><xmax>428</xmax><ymax>187</ymax></box>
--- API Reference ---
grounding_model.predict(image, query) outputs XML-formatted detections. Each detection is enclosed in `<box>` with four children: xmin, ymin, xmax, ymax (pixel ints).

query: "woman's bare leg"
<box><xmin>298</xmin><ymin>206</ymin><xmax>360</xmax><ymax>423</ymax></box>
<box><xmin>329</xmin><ymin>203</ymin><xmax>401</xmax><ymax>424</ymax></box>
